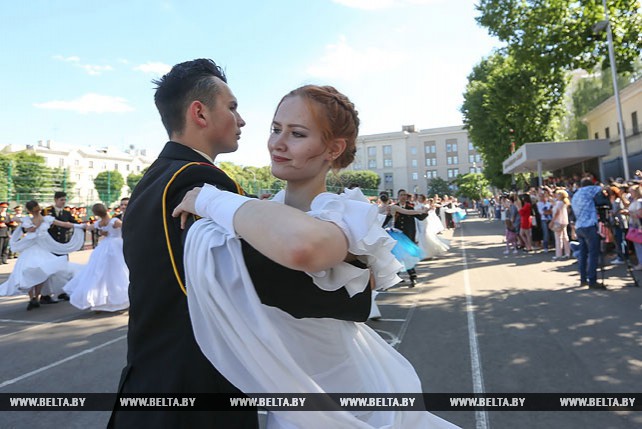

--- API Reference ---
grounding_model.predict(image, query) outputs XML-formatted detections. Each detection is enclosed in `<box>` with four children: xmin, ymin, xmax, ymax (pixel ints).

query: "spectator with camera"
<box><xmin>570</xmin><ymin>179</ymin><xmax>606</xmax><ymax>289</ymax></box>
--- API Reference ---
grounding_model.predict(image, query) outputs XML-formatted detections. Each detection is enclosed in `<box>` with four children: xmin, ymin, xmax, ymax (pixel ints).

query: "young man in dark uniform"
<box><xmin>41</xmin><ymin>191</ymin><xmax>78</xmax><ymax>301</ymax></box>
<box><xmin>7</xmin><ymin>205</ymin><xmax>22</xmax><ymax>259</ymax></box>
<box><xmin>394</xmin><ymin>189</ymin><xmax>428</xmax><ymax>287</ymax></box>
<box><xmin>0</xmin><ymin>202</ymin><xmax>13</xmax><ymax>264</ymax></box>
<box><xmin>109</xmin><ymin>59</ymin><xmax>371</xmax><ymax>429</ymax></box>
<box><xmin>42</xmin><ymin>192</ymin><xmax>78</xmax><ymax>244</ymax></box>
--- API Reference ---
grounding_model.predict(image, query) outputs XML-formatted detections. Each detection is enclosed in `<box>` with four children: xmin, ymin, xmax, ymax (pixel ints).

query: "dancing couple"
<box><xmin>110</xmin><ymin>59</ymin><xmax>458</xmax><ymax>429</ymax></box>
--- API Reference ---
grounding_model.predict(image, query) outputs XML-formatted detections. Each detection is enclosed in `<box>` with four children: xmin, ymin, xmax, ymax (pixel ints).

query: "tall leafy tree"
<box><xmin>452</xmin><ymin>173</ymin><xmax>493</xmax><ymax>201</ymax></box>
<box><xmin>476</xmin><ymin>0</ymin><xmax>642</xmax><ymax>74</ymax></box>
<box><xmin>11</xmin><ymin>152</ymin><xmax>51</xmax><ymax>200</ymax></box>
<box><xmin>426</xmin><ymin>177</ymin><xmax>452</xmax><ymax>198</ymax></box>
<box><xmin>93</xmin><ymin>170</ymin><xmax>125</xmax><ymax>207</ymax></box>
<box><xmin>461</xmin><ymin>53</ymin><xmax>565</xmax><ymax>188</ymax></box>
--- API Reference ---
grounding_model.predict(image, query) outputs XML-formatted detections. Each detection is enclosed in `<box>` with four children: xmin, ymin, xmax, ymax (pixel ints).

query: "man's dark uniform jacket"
<box><xmin>109</xmin><ymin>141</ymin><xmax>371</xmax><ymax>429</ymax></box>
<box><xmin>42</xmin><ymin>206</ymin><xmax>77</xmax><ymax>243</ymax></box>
<box><xmin>0</xmin><ymin>212</ymin><xmax>13</xmax><ymax>263</ymax></box>
<box><xmin>394</xmin><ymin>201</ymin><xmax>428</xmax><ymax>242</ymax></box>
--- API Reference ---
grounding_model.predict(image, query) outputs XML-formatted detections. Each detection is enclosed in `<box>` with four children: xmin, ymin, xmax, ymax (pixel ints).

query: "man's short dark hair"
<box><xmin>397</xmin><ymin>189</ymin><xmax>407</xmax><ymax>196</ymax></box>
<box><xmin>580</xmin><ymin>178</ymin><xmax>594</xmax><ymax>187</ymax></box>
<box><xmin>153</xmin><ymin>59</ymin><xmax>227</xmax><ymax>138</ymax></box>
<box><xmin>54</xmin><ymin>191</ymin><xmax>67</xmax><ymax>200</ymax></box>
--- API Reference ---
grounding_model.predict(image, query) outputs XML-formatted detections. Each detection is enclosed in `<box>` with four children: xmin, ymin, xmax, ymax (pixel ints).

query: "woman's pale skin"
<box><xmin>173</xmin><ymin>95</ymin><xmax>354</xmax><ymax>273</ymax></box>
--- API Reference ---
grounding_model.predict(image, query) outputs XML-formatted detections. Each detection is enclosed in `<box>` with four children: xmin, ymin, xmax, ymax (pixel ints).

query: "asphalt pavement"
<box><xmin>1</xmin><ymin>213</ymin><xmax>641</xmax><ymax>429</ymax></box>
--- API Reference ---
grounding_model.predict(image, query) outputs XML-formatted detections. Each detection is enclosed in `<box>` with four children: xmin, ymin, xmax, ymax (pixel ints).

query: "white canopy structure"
<box><xmin>502</xmin><ymin>139</ymin><xmax>611</xmax><ymax>185</ymax></box>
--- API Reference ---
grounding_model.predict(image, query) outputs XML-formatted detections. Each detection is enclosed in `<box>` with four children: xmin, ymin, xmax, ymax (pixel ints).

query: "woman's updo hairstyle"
<box><xmin>92</xmin><ymin>203</ymin><xmax>108</xmax><ymax>217</ymax></box>
<box><xmin>277</xmin><ymin>85</ymin><xmax>359</xmax><ymax>170</ymax></box>
<box><xmin>26</xmin><ymin>200</ymin><xmax>40</xmax><ymax>213</ymax></box>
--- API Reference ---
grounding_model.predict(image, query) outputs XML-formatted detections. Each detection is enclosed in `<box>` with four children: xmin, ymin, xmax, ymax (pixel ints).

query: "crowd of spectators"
<box><xmin>480</xmin><ymin>170</ymin><xmax>642</xmax><ymax>287</ymax></box>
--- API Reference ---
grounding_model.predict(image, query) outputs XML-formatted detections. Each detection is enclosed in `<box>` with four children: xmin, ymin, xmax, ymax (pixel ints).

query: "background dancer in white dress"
<box><xmin>0</xmin><ymin>200</ymin><xmax>85</xmax><ymax>310</ymax></box>
<box><xmin>63</xmin><ymin>203</ymin><xmax>129</xmax><ymax>312</ymax></box>
<box><xmin>174</xmin><ymin>85</ymin><xmax>459</xmax><ymax>429</ymax></box>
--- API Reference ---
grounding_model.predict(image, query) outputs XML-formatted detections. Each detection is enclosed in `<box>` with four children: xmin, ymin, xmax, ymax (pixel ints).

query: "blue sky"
<box><xmin>1</xmin><ymin>0</ymin><xmax>499</xmax><ymax>167</ymax></box>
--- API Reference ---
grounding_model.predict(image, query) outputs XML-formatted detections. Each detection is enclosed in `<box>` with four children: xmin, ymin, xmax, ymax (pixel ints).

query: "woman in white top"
<box><xmin>551</xmin><ymin>190</ymin><xmax>571</xmax><ymax>261</ymax></box>
<box><xmin>173</xmin><ymin>85</ymin><xmax>459</xmax><ymax>428</ymax></box>
<box><xmin>0</xmin><ymin>200</ymin><xmax>85</xmax><ymax>310</ymax></box>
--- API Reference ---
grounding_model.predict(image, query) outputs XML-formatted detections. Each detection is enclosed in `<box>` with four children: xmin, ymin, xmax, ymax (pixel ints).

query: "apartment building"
<box><xmin>582</xmin><ymin>78</ymin><xmax>642</xmax><ymax>178</ymax></box>
<box><xmin>351</xmin><ymin>125</ymin><xmax>482</xmax><ymax>195</ymax></box>
<box><xmin>1</xmin><ymin>139</ymin><xmax>153</xmax><ymax>204</ymax></box>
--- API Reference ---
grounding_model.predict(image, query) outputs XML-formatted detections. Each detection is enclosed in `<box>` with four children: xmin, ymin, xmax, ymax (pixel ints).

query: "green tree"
<box><xmin>0</xmin><ymin>153</ymin><xmax>12</xmax><ymax>201</ymax></box>
<box><xmin>461</xmin><ymin>52</ymin><xmax>565</xmax><ymax>188</ymax></box>
<box><xmin>126</xmin><ymin>167</ymin><xmax>148</xmax><ymax>193</ymax></box>
<box><xmin>452</xmin><ymin>173</ymin><xmax>492</xmax><ymax>201</ymax></box>
<box><xmin>11</xmin><ymin>152</ymin><xmax>50</xmax><ymax>201</ymax></box>
<box><xmin>426</xmin><ymin>177</ymin><xmax>451</xmax><ymax>198</ymax></box>
<box><xmin>93</xmin><ymin>170</ymin><xmax>125</xmax><ymax>207</ymax></box>
<box><xmin>326</xmin><ymin>170</ymin><xmax>381</xmax><ymax>193</ymax></box>
<box><xmin>476</xmin><ymin>0</ymin><xmax>642</xmax><ymax>74</ymax></box>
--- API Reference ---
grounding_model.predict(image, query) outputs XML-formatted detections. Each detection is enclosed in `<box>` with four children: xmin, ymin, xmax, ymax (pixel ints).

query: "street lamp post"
<box><xmin>594</xmin><ymin>0</ymin><xmax>630</xmax><ymax>179</ymax></box>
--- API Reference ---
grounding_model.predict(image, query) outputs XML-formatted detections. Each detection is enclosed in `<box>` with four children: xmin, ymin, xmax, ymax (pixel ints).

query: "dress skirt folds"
<box><xmin>386</xmin><ymin>228</ymin><xmax>425</xmax><ymax>270</ymax></box>
<box><xmin>182</xmin><ymin>187</ymin><xmax>460</xmax><ymax>429</ymax></box>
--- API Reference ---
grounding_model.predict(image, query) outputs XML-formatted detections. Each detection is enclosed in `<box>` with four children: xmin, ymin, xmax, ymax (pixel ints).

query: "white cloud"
<box><xmin>79</xmin><ymin>64</ymin><xmax>114</xmax><ymax>76</ymax></box>
<box><xmin>332</xmin><ymin>0</ymin><xmax>439</xmax><ymax>10</ymax></box>
<box><xmin>53</xmin><ymin>55</ymin><xmax>113</xmax><ymax>75</ymax></box>
<box><xmin>34</xmin><ymin>93</ymin><xmax>134</xmax><ymax>114</ymax></box>
<box><xmin>133</xmin><ymin>62</ymin><xmax>172</xmax><ymax>76</ymax></box>
<box><xmin>306</xmin><ymin>36</ymin><xmax>407</xmax><ymax>80</ymax></box>
<box><xmin>53</xmin><ymin>55</ymin><xmax>81</xmax><ymax>62</ymax></box>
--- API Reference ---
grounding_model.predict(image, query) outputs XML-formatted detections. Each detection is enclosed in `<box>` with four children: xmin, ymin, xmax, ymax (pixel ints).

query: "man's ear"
<box><xmin>188</xmin><ymin>101</ymin><xmax>208</xmax><ymax>129</ymax></box>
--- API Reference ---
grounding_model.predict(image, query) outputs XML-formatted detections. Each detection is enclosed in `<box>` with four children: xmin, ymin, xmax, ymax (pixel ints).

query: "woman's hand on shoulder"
<box><xmin>172</xmin><ymin>187</ymin><xmax>202</xmax><ymax>229</ymax></box>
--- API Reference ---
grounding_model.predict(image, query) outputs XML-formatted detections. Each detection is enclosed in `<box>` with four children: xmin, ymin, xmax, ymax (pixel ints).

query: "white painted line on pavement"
<box><xmin>374</xmin><ymin>318</ymin><xmax>406</xmax><ymax>322</ymax></box>
<box><xmin>394</xmin><ymin>302</ymin><xmax>416</xmax><ymax>350</ymax></box>
<box><xmin>460</xmin><ymin>228</ymin><xmax>490</xmax><ymax>429</ymax></box>
<box><xmin>0</xmin><ymin>334</ymin><xmax>127</xmax><ymax>389</ymax></box>
<box><xmin>0</xmin><ymin>319</ymin><xmax>45</xmax><ymax>325</ymax></box>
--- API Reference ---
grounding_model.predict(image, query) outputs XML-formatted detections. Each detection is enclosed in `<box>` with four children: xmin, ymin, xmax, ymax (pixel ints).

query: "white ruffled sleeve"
<box><xmin>306</xmin><ymin>191</ymin><xmax>402</xmax><ymax>297</ymax></box>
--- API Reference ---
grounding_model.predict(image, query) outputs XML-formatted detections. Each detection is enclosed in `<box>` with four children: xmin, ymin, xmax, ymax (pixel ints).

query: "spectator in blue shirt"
<box><xmin>571</xmin><ymin>179</ymin><xmax>605</xmax><ymax>289</ymax></box>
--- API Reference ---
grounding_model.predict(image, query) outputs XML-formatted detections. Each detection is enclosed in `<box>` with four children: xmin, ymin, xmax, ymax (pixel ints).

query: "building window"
<box><xmin>468</xmin><ymin>142</ymin><xmax>474</xmax><ymax>151</ymax></box>
<box><xmin>425</xmin><ymin>170</ymin><xmax>437</xmax><ymax>179</ymax></box>
<box><xmin>469</xmin><ymin>154</ymin><xmax>475</xmax><ymax>163</ymax></box>
<box><xmin>447</xmin><ymin>168</ymin><xmax>459</xmax><ymax>178</ymax></box>
<box><xmin>447</xmin><ymin>156</ymin><xmax>458</xmax><ymax>165</ymax></box>
<box><xmin>114</xmin><ymin>163</ymin><xmax>119</xmax><ymax>170</ymax></box>
<box><xmin>446</xmin><ymin>139</ymin><xmax>458</xmax><ymax>153</ymax></box>
<box><xmin>383</xmin><ymin>159</ymin><xmax>392</xmax><ymax>167</ymax></box>
<box><xmin>59</xmin><ymin>158</ymin><xmax>65</xmax><ymax>167</ymax></box>
<box><xmin>411</xmin><ymin>159</ymin><xmax>418</xmax><ymax>167</ymax></box>
<box><xmin>384</xmin><ymin>173</ymin><xmax>393</xmax><ymax>186</ymax></box>
<box><xmin>76</xmin><ymin>174</ymin><xmax>81</xmax><ymax>180</ymax></box>
<box><xmin>126</xmin><ymin>164</ymin><xmax>130</xmax><ymax>171</ymax></box>
<box><xmin>425</xmin><ymin>158</ymin><xmax>437</xmax><ymax>167</ymax></box>
<box><xmin>470</xmin><ymin>167</ymin><xmax>477</xmax><ymax>173</ymax></box>
<box><xmin>410</xmin><ymin>146</ymin><xmax>417</xmax><ymax>155</ymax></box>
<box><xmin>89</xmin><ymin>161</ymin><xmax>94</xmax><ymax>169</ymax></box>
<box><xmin>605</xmin><ymin>127</ymin><xmax>610</xmax><ymax>139</ymax></box>
<box><xmin>74</xmin><ymin>160</ymin><xmax>80</xmax><ymax>167</ymax></box>
<box><xmin>383</xmin><ymin>145</ymin><xmax>392</xmax><ymax>155</ymax></box>
<box><xmin>424</xmin><ymin>141</ymin><xmax>436</xmax><ymax>154</ymax></box>
<box><xmin>367</xmin><ymin>146</ymin><xmax>377</xmax><ymax>156</ymax></box>
<box><xmin>137</xmin><ymin>165</ymin><xmax>141</xmax><ymax>172</ymax></box>
<box><xmin>633</xmin><ymin>111</ymin><xmax>639</xmax><ymax>135</ymax></box>
<box><xmin>594</xmin><ymin>132</ymin><xmax>599</xmax><ymax>139</ymax></box>
<box><xmin>368</xmin><ymin>159</ymin><xmax>377</xmax><ymax>169</ymax></box>
<box><xmin>412</xmin><ymin>172</ymin><xmax>418</xmax><ymax>180</ymax></box>
<box><xmin>475</xmin><ymin>154</ymin><xmax>481</xmax><ymax>163</ymax></box>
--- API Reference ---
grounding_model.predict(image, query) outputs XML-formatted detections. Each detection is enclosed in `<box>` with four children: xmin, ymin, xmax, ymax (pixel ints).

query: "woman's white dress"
<box><xmin>183</xmin><ymin>186</ymin><xmax>459</xmax><ymax>429</ymax></box>
<box><xmin>416</xmin><ymin>204</ymin><xmax>449</xmax><ymax>259</ymax></box>
<box><xmin>64</xmin><ymin>217</ymin><xmax>129</xmax><ymax>312</ymax></box>
<box><xmin>0</xmin><ymin>216</ymin><xmax>85</xmax><ymax>296</ymax></box>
